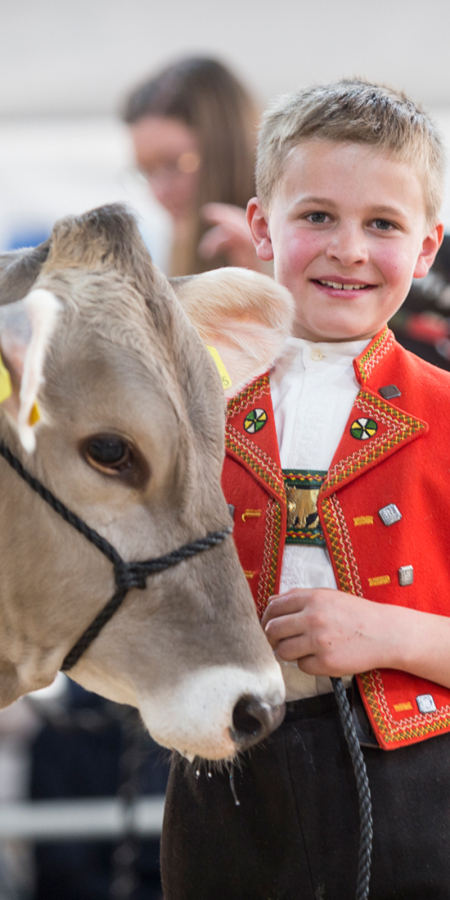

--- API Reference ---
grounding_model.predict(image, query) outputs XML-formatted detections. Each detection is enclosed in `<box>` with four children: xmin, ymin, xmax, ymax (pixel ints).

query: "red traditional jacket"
<box><xmin>222</xmin><ymin>326</ymin><xmax>450</xmax><ymax>750</ymax></box>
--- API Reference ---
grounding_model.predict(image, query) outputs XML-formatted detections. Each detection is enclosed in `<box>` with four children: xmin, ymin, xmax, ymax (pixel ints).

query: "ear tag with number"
<box><xmin>0</xmin><ymin>351</ymin><xmax>12</xmax><ymax>404</ymax></box>
<box><xmin>206</xmin><ymin>345</ymin><xmax>232</xmax><ymax>390</ymax></box>
<box><xmin>0</xmin><ymin>349</ymin><xmax>40</xmax><ymax>424</ymax></box>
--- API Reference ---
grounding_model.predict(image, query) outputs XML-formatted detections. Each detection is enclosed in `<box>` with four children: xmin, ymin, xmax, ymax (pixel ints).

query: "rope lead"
<box><xmin>331</xmin><ymin>676</ymin><xmax>373</xmax><ymax>900</ymax></box>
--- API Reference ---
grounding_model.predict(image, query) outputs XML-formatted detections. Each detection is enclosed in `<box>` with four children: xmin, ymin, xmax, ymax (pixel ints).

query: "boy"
<box><xmin>162</xmin><ymin>80</ymin><xmax>450</xmax><ymax>899</ymax></box>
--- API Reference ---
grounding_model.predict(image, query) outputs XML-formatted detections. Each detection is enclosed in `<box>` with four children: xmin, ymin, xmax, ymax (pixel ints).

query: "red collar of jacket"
<box><xmin>223</xmin><ymin>326</ymin><xmax>450</xmax><ymax>750</ymax></box>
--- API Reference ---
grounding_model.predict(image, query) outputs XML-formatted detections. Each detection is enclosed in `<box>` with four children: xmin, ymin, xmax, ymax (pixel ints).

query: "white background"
<box><xmin>1</xmin><ymin>0</ymin><xmax>450</xmax><ymax>255</ymax></box>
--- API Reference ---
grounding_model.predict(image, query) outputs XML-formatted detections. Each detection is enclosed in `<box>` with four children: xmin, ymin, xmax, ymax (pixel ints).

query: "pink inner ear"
<box><xmin>172</xmin><ymin>267</ymin><xmax>294</xmax><ymax>397</ymax></box>
<box><xmin>0</xmin><ymin>338</ymin><xmax>27</xmax><ymax>384</ymax></box>
<box><xmin>0</xmin><ymin>289</ymin><xmax>61</xmax><ymax>451</ymax></box>
<box><xmin>202</xmin><ymin>318</ymin><xmax>289</xmax><ymax>399</ymax></box>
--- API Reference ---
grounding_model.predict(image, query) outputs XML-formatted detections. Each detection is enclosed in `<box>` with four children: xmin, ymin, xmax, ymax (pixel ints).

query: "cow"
<box><xmin>0</xmin><ymin>204</ymin><xmax>294</xmax><ymax>762</ymax></box>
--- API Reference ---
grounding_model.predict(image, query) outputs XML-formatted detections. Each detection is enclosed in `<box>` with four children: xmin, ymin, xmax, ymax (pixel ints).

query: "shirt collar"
<box><xmin>280</xmin><ymin>335</ymin><xmax>371</xmax><ymax>367</ymax></box>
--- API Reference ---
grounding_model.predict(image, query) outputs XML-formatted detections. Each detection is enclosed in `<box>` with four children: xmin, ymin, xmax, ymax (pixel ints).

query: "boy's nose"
<box><xmin>326</xmin><ymin>228</ymin><xmax>369</xmax><ymax>267</ymax></box>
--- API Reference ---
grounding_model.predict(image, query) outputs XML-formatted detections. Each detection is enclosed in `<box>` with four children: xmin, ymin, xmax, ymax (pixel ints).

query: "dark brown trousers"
<box><xmin>161</xmin><ymin>691</ymin><xmax>450</xmax><ymax>899</ymax></box>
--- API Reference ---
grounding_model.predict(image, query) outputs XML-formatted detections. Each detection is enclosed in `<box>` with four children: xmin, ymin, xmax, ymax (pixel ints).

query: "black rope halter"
<box><xmin>0</xmin><ymin>441</ymin><xmax>232</xmax><ymax>671</ymax></box>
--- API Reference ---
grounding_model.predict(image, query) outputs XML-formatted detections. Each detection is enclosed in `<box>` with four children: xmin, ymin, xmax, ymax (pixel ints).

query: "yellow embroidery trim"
<box><xmin>227</xmin><ymin>374</ymin><xmax>270</xmax><ymax>418</ymax></box>
<box><xmin>354</xmin><ymin>516</ymin><xmax>374</xmax><ymax>526</ymax></box>
<box><xmin>325</xmin><ymin>391</ymin><xmax>426</xmax><ymax>490</ymax></box>
<box><xmin>256</xmin><ymin>498</ymin><xmax>282</xmax><ymax>618</ymax></box>
<box><xmin>368</xmin><ymin>575</ymin><xmax>391</xmax><ymax>587</ymax></box>
<box><xmin>225</xmin><ymin>423</ymin><xmax>286</xmax><ymax>502</ymax></box>
<box><xmin>356</xmin><ymin>327</ymin><xmax>394</xmax><ymax>383</ymax></box>
<box><xmin>206</xmin><ymin>345</ymin><xmax>232</xmax><ymax>390</ymax></box>
<box><xmin>359</xmin><ymin>669</ymin><xmax>450</xmax><ymax>746</ymax></box>
<box><xmin>394</xmin><ymin>702</ymin><xmax>413</xmax><ymax>712</ymax></box>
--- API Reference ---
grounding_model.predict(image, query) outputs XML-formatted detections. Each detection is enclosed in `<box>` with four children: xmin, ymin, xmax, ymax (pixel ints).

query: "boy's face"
<box><xmin>248</xmin><ymin>140</ymin><xmax>443</xmax><ymax>343</ymax></box>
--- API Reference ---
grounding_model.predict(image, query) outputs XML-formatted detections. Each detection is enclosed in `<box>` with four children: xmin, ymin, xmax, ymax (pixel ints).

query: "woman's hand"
<box><xmin>199</xmin><ymin>203</ymin><xmax>267</xmax><ymax>271</ymax></box>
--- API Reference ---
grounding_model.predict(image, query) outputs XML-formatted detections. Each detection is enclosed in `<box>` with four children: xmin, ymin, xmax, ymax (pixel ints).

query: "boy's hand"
<box><xmin>261</xmin><ymin>588</ymin><xmax>401</xmax><ymax>677</ymax></box>
<box><xmin>262</xmin><ymin>589</ymin><xmax>450</xmax><ymax>689</ymax></box>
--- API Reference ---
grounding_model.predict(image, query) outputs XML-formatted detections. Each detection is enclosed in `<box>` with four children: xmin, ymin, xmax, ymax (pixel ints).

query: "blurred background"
<box><xmin>2</xmin><ymin>1</ymin><xmax>450</xmax><ymax>897</ymax></box>
<box><xmin>3</xmin><ymin>0</ymin><xmax>450</xmax><ymax>257</ymax></box>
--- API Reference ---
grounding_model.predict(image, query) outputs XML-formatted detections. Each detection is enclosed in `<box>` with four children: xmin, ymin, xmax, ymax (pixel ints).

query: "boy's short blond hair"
<box><xmin>256</xmin><ymin>79</ymin><xmax>445</xmax><ymax>225</ymax></box>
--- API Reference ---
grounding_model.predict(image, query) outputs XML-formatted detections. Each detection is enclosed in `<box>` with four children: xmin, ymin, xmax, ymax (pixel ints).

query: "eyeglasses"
<box><xmin>138</xmin><ymin>151</ymin><xmax>201</xmax><ymax>184</ymax></box>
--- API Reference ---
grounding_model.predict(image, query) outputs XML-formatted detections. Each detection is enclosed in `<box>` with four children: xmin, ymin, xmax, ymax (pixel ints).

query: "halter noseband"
<box><xmin>0</xmin><ymin>441</ymin><xmax>232</xmax><ymax>671</ymax></box>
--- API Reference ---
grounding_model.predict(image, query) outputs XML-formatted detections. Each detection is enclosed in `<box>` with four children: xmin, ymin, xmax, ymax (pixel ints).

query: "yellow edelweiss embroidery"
<box><xmin>368</xmin><ymin>575</ymin><xmax>391</xmax><ymax>587</ymax></box>
<box><xmin>242</xmin><ymin>510</ymin><xmax>262</xmax><ymax>522</ymax></box>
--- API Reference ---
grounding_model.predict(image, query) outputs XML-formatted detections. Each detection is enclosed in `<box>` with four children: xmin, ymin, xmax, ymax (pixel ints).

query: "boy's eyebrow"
<box><xmin>369</xmin><ymin>204</ymin><xmax>406</xmax><ymax>218</ymax></box>
<box><xmin>291</xmin><ymin>195</ymin><xmax>335</xmax><ymax>207</ymax></box>
<box><xmin>291</xmin><ymin>196</ymin><xmax>407</xmax><ymax>219</ymax></box>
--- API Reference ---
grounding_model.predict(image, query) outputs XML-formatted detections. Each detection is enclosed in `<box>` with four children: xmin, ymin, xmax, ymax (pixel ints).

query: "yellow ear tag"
<box><xmin>0</xmin><ymin>349</ymin><xmax>40</xmax><ymax>424</ymax></box>
<box><xmin>0</xmin><ymin>350</ymin><xmax>12</xmax><ymax>404</ymax></box>
<box><xmin>28</xmin><ymin>401</ymin><xmax>41</xmax><ymax>426</ymax></box>
<box><xmin>206</xmin><ymin>345</ymin><xmax>232</xmax><ymax>390</ymax></box>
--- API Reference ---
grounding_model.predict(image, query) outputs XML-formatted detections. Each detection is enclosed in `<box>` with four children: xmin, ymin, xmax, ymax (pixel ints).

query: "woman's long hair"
<box><xmin>122</xmin><ymin>57</ymin><xmax>259</xmax><ymax>274</ymax></box>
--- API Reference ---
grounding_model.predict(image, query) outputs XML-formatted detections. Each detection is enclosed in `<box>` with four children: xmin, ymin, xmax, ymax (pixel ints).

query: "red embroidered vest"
<box><xmin>222</xmin><ymin>327</ymin><xmax>450</xmax><ymax>750</ymax></box>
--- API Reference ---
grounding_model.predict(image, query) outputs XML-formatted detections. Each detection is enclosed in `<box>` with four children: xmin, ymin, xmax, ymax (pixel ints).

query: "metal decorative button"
<box><xmin>350</xmin><ymin>418</ymin><xmax>378</xmax><ymax>440</ymax></box>
<box><xmin>243</xmin><ymin>408</ymin><xmax>267</xmax><ymax>433</ymax></box>
<box><xmin>379</xmin><ymin>384</ymin><xmax>401</xmax><ymax>400</ymax></box>
<box><xmin>398</xmin><ymin>565</ymin><xmax>414</xmax><ymax>586</ymax></box>
<box><xmin>378</xmin><ymin>503</ymin><xmax>402</xmax><ymax>526</ymax></box>
<box><xmin>416</xmin><ymin>694</ymin><xmax>436</xmax><ymax>714</ymax></box>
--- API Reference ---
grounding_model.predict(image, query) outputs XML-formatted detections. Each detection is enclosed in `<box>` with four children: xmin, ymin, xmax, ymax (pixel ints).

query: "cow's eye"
<box><xmin>84</xmin><ymin>435</ymin><xmax>132</xmax><ymax>473</ymax></box>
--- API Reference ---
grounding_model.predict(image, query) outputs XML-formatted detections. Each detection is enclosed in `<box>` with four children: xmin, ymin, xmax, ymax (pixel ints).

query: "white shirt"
<box><xmin>270</xmin><ymin>336</ymin><xmax>370</xmax><ymax>700</ymax></box>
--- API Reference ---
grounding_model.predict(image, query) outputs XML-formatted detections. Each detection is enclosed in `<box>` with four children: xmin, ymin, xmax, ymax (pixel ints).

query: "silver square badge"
<box><xmin>398</xmin><ymin>565</ymin><xmax>414</xmax><ymax>586</ymax></box>
<box><xmin>379</xmin><ymin>384</ymin><xmax>401</xmax><ymax>400</ymax></box>
<box><xmin>416</xmin><ymin>694</ymin><xmax>436</xmax><ymax>714</ymax></box>
<box><xmin>378</xmin><ymin>504</ymin><xmax>402</xmax><ymax>526</ymax></box>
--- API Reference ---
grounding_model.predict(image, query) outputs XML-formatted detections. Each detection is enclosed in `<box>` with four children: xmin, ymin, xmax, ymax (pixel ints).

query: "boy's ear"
<box><xmin>413</xmin><ymin>222</ymin><xmax>445</xmax><ymax>279</ymax></box>
<box><xmin>170</xmin><ymin>267</ymin><xmax>294</xmax><ymax>398</ymax></box>
<box><xmin>246</xmin><ymin>198</ymin><xmax>274</xmax><ymax>262</ymax></box>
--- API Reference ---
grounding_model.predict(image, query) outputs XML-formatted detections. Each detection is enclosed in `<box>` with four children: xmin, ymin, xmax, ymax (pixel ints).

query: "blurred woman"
<box><xmin>122</xmin><ymin>56</ymin><xmax>261</xmax><ymax>275</ymax></box>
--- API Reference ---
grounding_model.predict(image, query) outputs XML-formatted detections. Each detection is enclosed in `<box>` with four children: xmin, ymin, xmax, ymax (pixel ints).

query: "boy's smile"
<box><xmin>248</xmin><ymin>140</ymin><xmax>443</xmax><ymax>342</ymax></box>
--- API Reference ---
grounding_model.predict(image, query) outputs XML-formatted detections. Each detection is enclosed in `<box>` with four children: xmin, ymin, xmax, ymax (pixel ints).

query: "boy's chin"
<box><xmin>295</xmin><ymin>324</ymin><xmax>381</xmax><ymax>343</ymax></box>
<box><xmin>294</xmin><ymin>311</ymin><xmax>384</xmax><ymax>343</ymax></box>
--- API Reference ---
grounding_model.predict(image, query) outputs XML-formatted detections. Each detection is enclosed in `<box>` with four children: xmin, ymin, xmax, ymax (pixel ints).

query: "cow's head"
<box><xmin>0</xmin><ymin>205</ymin><xmax>293</xmax><ymax>760</ymax></box>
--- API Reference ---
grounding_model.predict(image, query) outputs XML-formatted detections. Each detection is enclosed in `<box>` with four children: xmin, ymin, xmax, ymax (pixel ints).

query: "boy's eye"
<box><xmin>372</xmin><ymin>219</ymin><xmax>394</xmax><ymax>231</ymax></box>
<box><xmin>306</xmin><ymin>212</ymin><xmax>329</xmax><ymax>224</ymax></box>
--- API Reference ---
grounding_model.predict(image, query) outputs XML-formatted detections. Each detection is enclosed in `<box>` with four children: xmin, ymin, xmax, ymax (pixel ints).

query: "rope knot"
<box><xmin>114</xmin><ymin>561</ymin><xmax>147</xmax><ymax>592</ymax></box>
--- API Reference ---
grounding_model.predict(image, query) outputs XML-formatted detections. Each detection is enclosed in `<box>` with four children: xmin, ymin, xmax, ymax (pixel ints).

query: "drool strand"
<box><xmin>229</xmin><ymin>767</ymin><xmax>240</xmax><ymax>806</ymax></box>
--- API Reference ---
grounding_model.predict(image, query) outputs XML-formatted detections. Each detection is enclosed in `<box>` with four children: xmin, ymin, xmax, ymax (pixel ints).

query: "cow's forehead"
<box><xmin>40</xmin><ymin>265</ymin><xmax>175</xmax><ymax>357</ymax></box>
<box><xmin>37</xmin><ymin>265</ymin><xmax>225</xmax><ymax>446</ymax></box>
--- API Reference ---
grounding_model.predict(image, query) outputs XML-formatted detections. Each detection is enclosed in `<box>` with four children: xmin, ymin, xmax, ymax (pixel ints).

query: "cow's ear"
<box><xmin>0</xmin><ymin>289</ymin><xmax>61</xmax><ymax>452</ymax></box>
<box><xmin>0</xmin><ymin>241</ymin><xmax>50</xmax><ymax>304</ymax></box>
<box><xmin>170</xmin><ymin>268</ymin><xmax>294</xmax><ymax>397</ymax></box>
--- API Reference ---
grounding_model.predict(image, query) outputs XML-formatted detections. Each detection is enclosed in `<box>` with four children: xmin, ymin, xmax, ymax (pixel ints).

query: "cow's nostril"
<box><xmin>232</xmin><ymin>696</ymin><xmax>263</xmax><ymax>738</ymax></box>
<box><xmin>230</xmin><ymin>695</ymin><xmax>285</xmax><ymax>750</ymax></box>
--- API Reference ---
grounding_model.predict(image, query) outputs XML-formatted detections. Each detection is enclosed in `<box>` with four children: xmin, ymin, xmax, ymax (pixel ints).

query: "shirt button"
<box><xmin>311</xmin><ymin>348</ymin><xmax>324</xmax><ymax>361</ymax></box>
